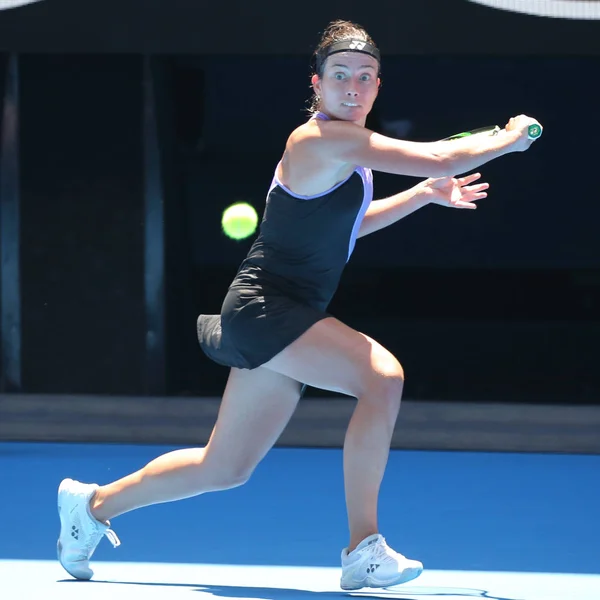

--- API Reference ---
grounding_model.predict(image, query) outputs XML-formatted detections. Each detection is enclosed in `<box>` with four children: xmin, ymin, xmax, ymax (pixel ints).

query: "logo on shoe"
<box><xmin>71</xmin><ymin>525</ymin><xmax>79</xmax><ymax>540</ymax></box>
<box><xmin>367</xmin><ymin>564</ymin><xmax>380</xmax><ymax>573</ymax></box>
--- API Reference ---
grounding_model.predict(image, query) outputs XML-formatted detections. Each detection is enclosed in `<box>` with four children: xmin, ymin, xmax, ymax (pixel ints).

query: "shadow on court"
<box><xmin>57</xmin><ymin>580</ymin><xmax>522</xmax><ymax>600</ymax></box>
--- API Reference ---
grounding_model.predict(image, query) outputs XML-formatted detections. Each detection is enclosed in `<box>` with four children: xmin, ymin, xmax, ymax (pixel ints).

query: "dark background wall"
<box><xmin>0</xmin><ymin>0</ymin><xmax>598</xmax><ymax>55</ymax></box>
<box><xmin>18</xmin><ymin>55</ymin><xmax>145</xmax><ymax>394</ymax></box>
<box><xmin>1</xmin><ymin>1</ymin><xmax>599</xmax><ymax>404</ymax></box>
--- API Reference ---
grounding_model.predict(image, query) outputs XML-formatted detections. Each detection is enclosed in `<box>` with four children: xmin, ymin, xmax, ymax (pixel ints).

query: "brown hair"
<box><xmin>308</xmin><ymin>20</ymin><xmax>379</xmax><ymax>114</ymax></box>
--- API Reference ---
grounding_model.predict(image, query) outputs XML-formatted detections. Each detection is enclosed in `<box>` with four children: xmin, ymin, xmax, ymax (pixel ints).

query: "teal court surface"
<box><xmin>1</xmin><ymin>442</ymin><xmax>599</xmax><ymax>599</ymax></box>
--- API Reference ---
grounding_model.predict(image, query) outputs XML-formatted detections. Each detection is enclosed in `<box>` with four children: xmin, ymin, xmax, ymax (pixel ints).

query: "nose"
<box><xmin>346</xmin><ymin>88</ymin><xmax>358</xmax><ymax>97</ymax></box>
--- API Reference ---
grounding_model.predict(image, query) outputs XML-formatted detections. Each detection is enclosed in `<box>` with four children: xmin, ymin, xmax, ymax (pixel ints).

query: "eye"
<box><xmin>334</xmin><ymin>72</ymin><xmax>345</xmax><ymax>80</ymax></box>
<box><xmin>360</xmin><ymin>74</ymin><xmax>371</xmax><ymax>82</ymax></box>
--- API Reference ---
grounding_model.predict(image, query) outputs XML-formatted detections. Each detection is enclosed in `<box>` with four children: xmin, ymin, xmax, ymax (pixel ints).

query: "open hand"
<box><xmin>423</xmin><ymin>172</ymin><xmax>489</xmax><ymax>210</ymax></box>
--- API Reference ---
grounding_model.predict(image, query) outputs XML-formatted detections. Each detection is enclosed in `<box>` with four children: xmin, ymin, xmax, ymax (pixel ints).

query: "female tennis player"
<box><xmin>57</xmin><ymin>19</ymin><xmax>542</xmax><ymax>589</ymax></box>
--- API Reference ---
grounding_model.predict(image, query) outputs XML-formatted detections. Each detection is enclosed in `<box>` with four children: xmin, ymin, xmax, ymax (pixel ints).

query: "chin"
<box><xmin>339</xmin><ymin>105</ymin><xmax>369</xmax><ymax>122</ymax></box>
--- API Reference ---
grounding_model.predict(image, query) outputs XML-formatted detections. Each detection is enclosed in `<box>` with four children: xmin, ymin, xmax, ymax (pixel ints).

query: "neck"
<box><xmin>314</xmin><ymin>109</ymin><xmax>366</xmax><ymax>127</ymax></box>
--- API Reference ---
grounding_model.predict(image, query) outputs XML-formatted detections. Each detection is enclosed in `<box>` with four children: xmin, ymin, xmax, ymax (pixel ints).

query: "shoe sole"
<box><xmin>340</xmin><ymin>566</ymin><xmax>424</xmax><ymax>590</ymax></box>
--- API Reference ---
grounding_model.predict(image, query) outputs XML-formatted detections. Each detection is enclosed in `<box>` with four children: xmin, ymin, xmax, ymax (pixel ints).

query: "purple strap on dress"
<box><xmin>268</xmin><ymin>111</ymin><xmax>373</xmax><ymax>262</ymax></box>
<box><xmin>348</xmin><ymin>166</ymin><xmax>373</xmax><ymax>260</ymax></box>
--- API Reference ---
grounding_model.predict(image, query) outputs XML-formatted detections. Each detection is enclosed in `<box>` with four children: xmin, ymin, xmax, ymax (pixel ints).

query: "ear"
<box><xmin>311</xmin><ymin>73</ymin><xmax>321</xmax><ymax>96</ymax></box>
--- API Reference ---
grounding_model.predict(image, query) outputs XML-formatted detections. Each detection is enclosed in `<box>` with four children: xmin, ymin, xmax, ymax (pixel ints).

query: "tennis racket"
<box><xmin>444</xmin><ymin>123</ymin><xmax>543</xmax><ymax>141</ymax></box>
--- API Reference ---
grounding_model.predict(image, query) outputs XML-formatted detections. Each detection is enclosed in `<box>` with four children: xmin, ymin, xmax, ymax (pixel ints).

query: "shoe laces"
<box><xmin>369</xmin><ymin>538</ymin><xmax>403</xmax><ymax>565</ymax></box>
<box><xmin>78</xmin><ymin>523</ymin><xmax>121</xmax><ymax>561</ymax></box>
<box><xmin>104</xmin><ymin>527</ymin><xmax>121</xmax><ymax>548</ymax></box>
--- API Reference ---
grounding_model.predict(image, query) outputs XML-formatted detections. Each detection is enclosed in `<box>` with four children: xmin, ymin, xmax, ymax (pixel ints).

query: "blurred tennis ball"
<box><xmin>221</xmin><ymin>202</ymin><xmax>259</xmax><ymax>240</ymax></box>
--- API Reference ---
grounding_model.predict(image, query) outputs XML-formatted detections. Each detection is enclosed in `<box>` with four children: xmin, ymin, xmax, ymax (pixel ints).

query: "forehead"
<box><xmin>324</xmin><ymin>51</ymin><xmax>379</xmax><ymax>70</ymax></box>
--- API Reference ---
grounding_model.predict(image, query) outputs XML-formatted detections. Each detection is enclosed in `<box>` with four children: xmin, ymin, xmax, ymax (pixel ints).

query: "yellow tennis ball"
<box><xmin>221</xmin><ymin>202</ymin><xmax>258</xmax><ymax>240</ymax></box>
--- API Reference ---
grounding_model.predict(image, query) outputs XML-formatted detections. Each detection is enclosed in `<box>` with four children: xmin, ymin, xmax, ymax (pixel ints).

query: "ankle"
<box><xmin>88</xmin><ymin>489</ymin><xmax>109</xmax><ymax>524</ymax></box>
<box><xmin>348</xmin><ymin>530</ymin><xmax>379</xmax><ymax>554</ymax></box>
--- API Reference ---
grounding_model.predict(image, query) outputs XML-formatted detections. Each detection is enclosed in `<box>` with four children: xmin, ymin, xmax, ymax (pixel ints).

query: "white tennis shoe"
<box><xmin>340</xmin><ymin>533</ymin><xmax>423</xmax><ymax>590</ymax></box>
<box><xmin>57</xmin><ymin>478</ymin><xmax>121</xmax><ymax>580</ymax></box>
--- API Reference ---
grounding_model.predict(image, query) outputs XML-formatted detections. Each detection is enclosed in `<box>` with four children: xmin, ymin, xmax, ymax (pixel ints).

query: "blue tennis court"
<box><xmin>1</xmin><ymin>441</ymin><xmax>599</xmax><ymax>599</ymax></box>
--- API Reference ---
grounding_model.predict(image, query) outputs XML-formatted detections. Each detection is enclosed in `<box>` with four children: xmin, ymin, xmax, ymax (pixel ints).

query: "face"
<box><xmin>312</xmin><ymin>51</ymin><xmax>380</xmax><ymax>125</ymax></box>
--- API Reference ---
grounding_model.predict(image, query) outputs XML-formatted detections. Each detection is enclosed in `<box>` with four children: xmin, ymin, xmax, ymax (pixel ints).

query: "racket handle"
<box><xmin>528</xmin><ymin>124</ymin><xmax>543</xmax><ymax>140</ymax></box>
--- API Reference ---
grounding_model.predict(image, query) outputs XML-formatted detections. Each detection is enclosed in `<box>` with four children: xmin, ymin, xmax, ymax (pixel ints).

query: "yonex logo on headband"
<box><xmin>348</xmin><ymin>41</ymin><xmax>366</xmax><ymax>50</ymax></box>
<box><xmin>316</xmin><ymin>39</ymin><xmax>381</xmax><ymax>74</ymax></box>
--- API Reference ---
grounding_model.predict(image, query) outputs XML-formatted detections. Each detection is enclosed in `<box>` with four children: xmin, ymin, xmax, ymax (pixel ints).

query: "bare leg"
<box><xmin>342</xmin><ymin>379</ymin><xmax>401</xmax><ymax>548</ymax></box>
<box><xmin>91</xmin><ymin>367</ymin><xmax>301</xmax><ymax>522</ymax></box>
<box><xmin>263</xmin><ymin>317</ymin><xmax>404</xmax><ymax>552</ymax></box>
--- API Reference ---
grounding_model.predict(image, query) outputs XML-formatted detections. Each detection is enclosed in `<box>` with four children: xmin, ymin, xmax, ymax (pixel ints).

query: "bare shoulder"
<box><xmin>278</xmin><ymin>119</ymin><xmax>359</xmax><ymax>196</ymax></box>
<box><xmin>286</xmin><ymin>118</ymin><xmax>368</xmax><ymax>158</ymax></box>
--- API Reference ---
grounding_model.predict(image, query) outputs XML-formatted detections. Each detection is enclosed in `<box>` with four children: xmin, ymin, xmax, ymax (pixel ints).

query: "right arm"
<box><xmin>303</xmin><ymin>115</ymin><xmax>540</xmax><ymax>178</ymax></box>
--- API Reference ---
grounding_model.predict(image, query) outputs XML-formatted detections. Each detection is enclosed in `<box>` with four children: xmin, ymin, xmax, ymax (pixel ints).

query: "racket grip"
<box><xmin>528</xmin><ymin>124</ymin><xmax>543</xmax><ymax>140</ymax></box>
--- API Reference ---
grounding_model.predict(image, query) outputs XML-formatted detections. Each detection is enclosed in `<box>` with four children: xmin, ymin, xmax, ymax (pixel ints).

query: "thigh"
<box><xmin>204</xmin><ymin>366</ymin><xmax>302</xmax><ymax>471</ymax></box>
<box><xmin>262</xmin><ymin>316</ymin><xmax>403</xmax><ymax>398</ymax></box>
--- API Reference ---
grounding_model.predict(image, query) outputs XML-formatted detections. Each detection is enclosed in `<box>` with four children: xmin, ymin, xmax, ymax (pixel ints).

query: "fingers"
<box><xmin>452</xmin><ymin>188</ymin><xmax>488</xmax><ymax>208</ymax></box>
<box><xmin>453</xmin><ymin>201</ymin><xmax>478</xmax><ymax>209</ymax></box>
<box><xmin>505</xmin><ymin>115</ymin><xmax>542</xmax><ymax>143</ymax></box>
<box><xmin>457</xmin><ymin>172</ymin><xmax>482</xmax><ymax>185</ymax></box>
<box><xmin>464</xmin><ymin>190</ymin><xmax>488</xmax><ymax>201</ymax></box>
<box><xmin>464</xmin><ymin>183</ymin><xmax>489</xmax><ymax>193</ymax></box>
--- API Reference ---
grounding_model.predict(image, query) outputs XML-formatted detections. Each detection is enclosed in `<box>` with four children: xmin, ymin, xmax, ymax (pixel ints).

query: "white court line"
<box><xmin>1</xmin><ymin>560</ymin><xmax>600</xmax><ymax>600</ymax></box>
<box><xmin>466</xmin><ymin>0</ymin><xmax>600</xmax><ymax>20</ymax></box>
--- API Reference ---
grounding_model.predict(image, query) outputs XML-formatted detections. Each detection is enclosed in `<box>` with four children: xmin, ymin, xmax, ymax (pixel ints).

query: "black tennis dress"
<box><xmin>197</xmin><ymin>112</ymin><xmax>374</xmax><ymax>371</ymax></box>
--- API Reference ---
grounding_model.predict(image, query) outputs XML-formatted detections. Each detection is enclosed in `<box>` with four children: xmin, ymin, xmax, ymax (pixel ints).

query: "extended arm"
<box><xmin>302</xmin><ymin>115</ymin><xmax>540</xmax><ymax>179</ymax></box>
<box><xmin>358</xmin><ymin>173</ymin><xmax>489</xmax><ymax>238</ymax></box>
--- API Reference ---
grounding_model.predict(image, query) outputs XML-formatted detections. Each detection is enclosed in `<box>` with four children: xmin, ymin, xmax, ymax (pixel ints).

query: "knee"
<box><xmin>220</xmin><ymin>470</ymin><xmax>252</xmax><ymax>490</ymax></box>
<box><xmin>364</xmin><ymin>358</ymin><xmax>405</xmax><ymax>409</ymax></box>
<box><xmin>210</xmin><ymin>462</ymin><xmax>255</xmax><ymax>491</ymax></box>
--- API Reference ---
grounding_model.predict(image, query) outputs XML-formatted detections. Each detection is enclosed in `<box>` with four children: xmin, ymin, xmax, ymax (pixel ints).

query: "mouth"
<box><xmin>341</xmin><ymin>102</ymin><xmax>361</xmax><ymax>108</ymax></box>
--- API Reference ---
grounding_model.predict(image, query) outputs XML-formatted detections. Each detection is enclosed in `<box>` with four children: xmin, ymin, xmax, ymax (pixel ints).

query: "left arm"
<box><xmin>357</xmin><ymin>172</ymin><xmax>489</xmax><ymax>238</ymax></box>
<box><xmin>357</xmin><ymin>186</ymin><xmax>429</xmax><ymax>238</ymax></box>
